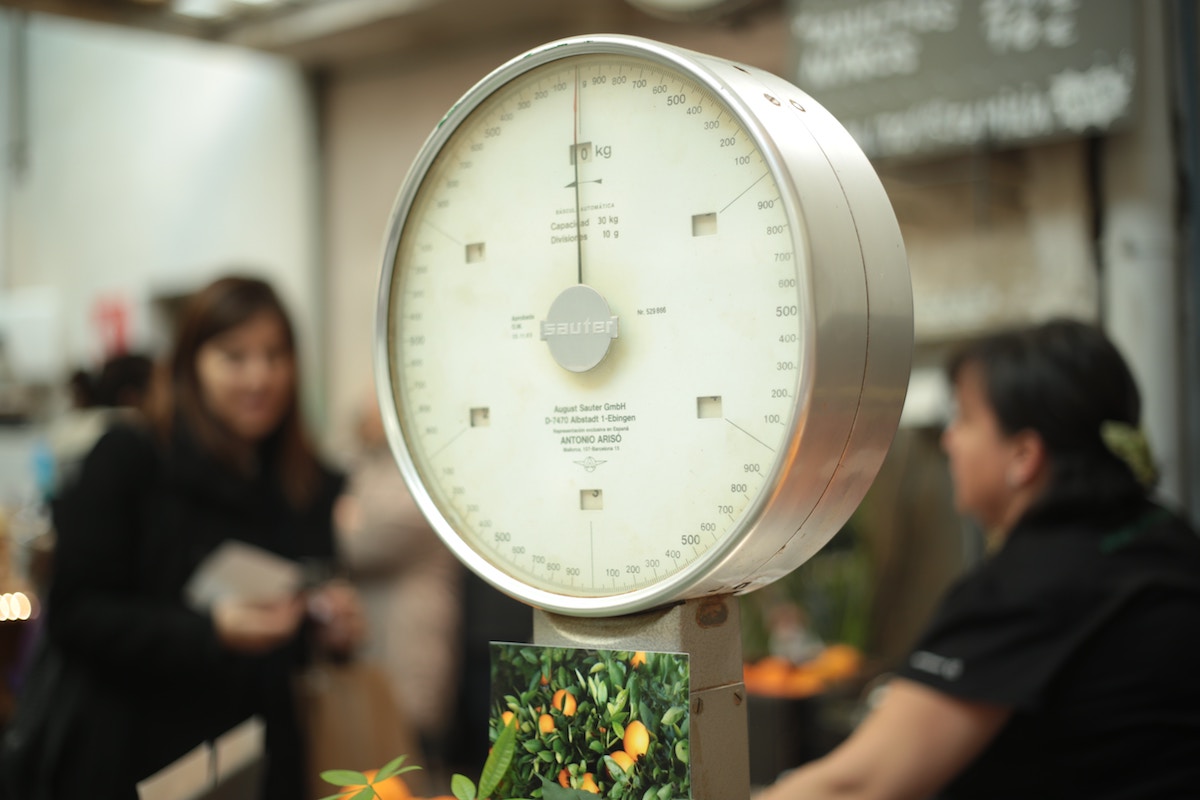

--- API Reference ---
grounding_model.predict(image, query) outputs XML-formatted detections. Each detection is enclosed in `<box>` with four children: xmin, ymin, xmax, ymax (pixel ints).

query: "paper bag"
<box><xmin>136</xmin><ymin>716</ymin><xmax>265</xmax><ymax>800</ymax></box>
<box><xmin>296</xmin><ymin>661</ymin><xmax>423</xmax><ymax>798</ymax></box>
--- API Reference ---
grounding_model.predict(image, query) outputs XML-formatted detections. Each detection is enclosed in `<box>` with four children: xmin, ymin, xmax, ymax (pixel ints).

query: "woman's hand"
<box><xmin>307</xmin><ymin>579</ymin><xmax>366</xmax><ymax>656</ymax></box>
<box><xmin>753</xmin><ymin>679</ymin><xmax>1010</xmax><ymax>800</ymax></box>
<box><xmin>212</xmin><ymin>595</ymin><xmax>306</xmax><ymax>654</ymax></box>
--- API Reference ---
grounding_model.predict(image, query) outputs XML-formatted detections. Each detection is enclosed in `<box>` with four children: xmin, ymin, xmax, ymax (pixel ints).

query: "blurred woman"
<box><xmin>335</xmin><ymin>391</ymin><xmax>462</xmax><ymax>777</ymax></box>
<box><xmin>42</xmin><ymin>276</ymin><xmax>360</xmax><ymax>798</ymax></box>
<box><xmin>759</xmin><ymin>318</ymin><xmax>1200</xmax><ymax>800</ymax></box>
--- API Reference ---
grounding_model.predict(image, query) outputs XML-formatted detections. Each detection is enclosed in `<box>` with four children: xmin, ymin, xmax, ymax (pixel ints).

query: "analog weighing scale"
<box><xmin>375</xmin><ymin>34</ymin><xmax>912</xmax><ymax>799</ymax></box>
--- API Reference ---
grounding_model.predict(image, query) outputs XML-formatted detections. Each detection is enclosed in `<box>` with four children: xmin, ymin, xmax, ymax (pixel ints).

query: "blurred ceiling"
<box><xmin>0</xmin><ymin>0</ymin><xmax>781</xmax><ymax>68</ymax></box>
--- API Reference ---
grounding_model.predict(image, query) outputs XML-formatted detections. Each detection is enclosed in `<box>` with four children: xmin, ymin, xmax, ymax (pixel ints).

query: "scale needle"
<box><xmin>725</xmin><ymin>418</ymin><xmax>775</xmax><ymax>453</ymax></box>
<box><xmin>572</xmin><ymin>67</ymin><xmax>584</xmax><ymax>284</ymax></box>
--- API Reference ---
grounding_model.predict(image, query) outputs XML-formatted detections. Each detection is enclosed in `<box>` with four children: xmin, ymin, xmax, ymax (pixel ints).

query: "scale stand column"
<box><xmin>532</xmin><ymin>595</ymin><xmax>750</xmax><ymax>800</ymax></box>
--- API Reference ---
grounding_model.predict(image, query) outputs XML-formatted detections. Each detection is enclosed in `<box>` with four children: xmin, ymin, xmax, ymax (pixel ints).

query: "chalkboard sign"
<box><xmin>788</xmin><ymin>0</ymin><xmax>1138</xmax><ymax>159</ymax></box>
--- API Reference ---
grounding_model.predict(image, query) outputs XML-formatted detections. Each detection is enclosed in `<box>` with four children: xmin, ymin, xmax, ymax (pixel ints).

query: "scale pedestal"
<box><xmin>533</xmin><ymin>595</ymin><xmax>750</xmax><ymax>800</ymax></box>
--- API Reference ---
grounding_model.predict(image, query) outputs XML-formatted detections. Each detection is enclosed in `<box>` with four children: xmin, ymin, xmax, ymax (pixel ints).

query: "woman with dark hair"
<box><xmin>46</xmin><ymin>354</ymin><xmax>156</xmax><ymax>499</ymax></box>
<box><xmin>32</xmin><ymin>276</ymin><xmax>360</xmax><ymax>798</ymax></box>
<box><xmin>92</xmin><ymin>352</ymin><xmax>154</xmax><ymax>412</ymax></box>
<box><xmin>760</xmin><ymin>318</ymin><xmax>1200</xmax><ymax>800</ymax></box>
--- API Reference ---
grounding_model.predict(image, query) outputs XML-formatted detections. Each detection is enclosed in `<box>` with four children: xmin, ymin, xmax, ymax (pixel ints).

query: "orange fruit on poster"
<box><xmin>580</xmin><ymin>773</ymin><xmax>599</xmax><ymax>793</ymax></box>
<box><xmin>607</xmin><ymin>750</ymin><xmax>634</xmax><ymax>777</ymax></box>
<box><xmin>552</xmin><ymin>688</ymin><xmax>577</xmax><ymax>716</ymax></box>
<box><xmin>630</xmin><ymin>651</ymin><xmax>647</xmax><ymax>668</ymax></box>
<box><xmin>623</xmin><ymin>720</ymin><xmax>649</xmax><ymax>759</ymax></box>
<box><xmin>558</xmin><ymin>768</ymin><xmax>571</xmax><ymax>787</ymax></box>
<box><xmin>501</xmin><ymin>710</ymin><xmax>515</xmax><ymax>726</ymax></box>
<box><xmin>538</xmin><ymin>713</ymin><xmax>556</xmax><ymax>734</ymax></box>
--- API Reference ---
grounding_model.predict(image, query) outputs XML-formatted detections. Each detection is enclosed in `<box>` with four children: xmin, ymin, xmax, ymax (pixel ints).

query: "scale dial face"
<box><xmin>379</xmin><ymin>36</ymin><xmax>911</xmax><ymax>616</ymax></box>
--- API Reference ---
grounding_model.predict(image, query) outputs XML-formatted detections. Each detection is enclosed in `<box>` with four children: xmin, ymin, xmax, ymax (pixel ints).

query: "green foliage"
<box><xmin>538</xmin><ymin>775</ymin><xmax>608</xmax><ymax>800</ymax></box>
<box><xmin>490</xmin><ymin>646</ymin><xmax>690</xmax><ymax>800</ymax></box>
<box><xmin>478</xmin><ymin>715</ymin><xmax>518</xmax><ymax>799</ymax></box>
<box><xmin>318</xmin><ymin>755</ymin><xmax>422</xmax><ymax>800</ymax></box>
<box><xmin>451</xmin><ymin>773</ymin><xmax>477</xmax><ymax>800</ymax></box>
<box><xmin>319</xmin><ymin>646</ymin><xmax>695</xmax><ymax>800</ymax></box>
<box><xmin>319</xmin><ymin>729</ymin><xmax>529</xmax><ymax>800</ymax></box>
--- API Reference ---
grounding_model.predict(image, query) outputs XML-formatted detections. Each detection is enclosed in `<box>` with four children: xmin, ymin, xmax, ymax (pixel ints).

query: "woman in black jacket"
<box><xmin>43</xmin><ymin>276</ymin><xmax>360</xmax><ymax>798</ymax></box>
<box><xmin>759</xmin><ymin>319</ymin><xmax>1200</xmax><ymax>800</ymax></box>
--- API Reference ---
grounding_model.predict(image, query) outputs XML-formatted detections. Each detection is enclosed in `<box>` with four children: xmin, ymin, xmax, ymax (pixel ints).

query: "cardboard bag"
<box><xmin>296</xmin><ymin>660</ymin><xmax>422</xmax><ymax>798</ymax></box>
<box><xmin>136</xmin><ymin>717</ymin><xmax>265</xmax><ymax>800</ymax></box>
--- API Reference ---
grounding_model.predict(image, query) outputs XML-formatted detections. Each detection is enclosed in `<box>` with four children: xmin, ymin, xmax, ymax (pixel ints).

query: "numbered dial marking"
<box><xmin>379</xmin><ymin>36</ymin><xmax>912</xmax><ymax>616</ymax></box>
<box><xmin>386</xmin><ymin>54</ymin><xmax>803</xmax><ymax>599</ymax></box>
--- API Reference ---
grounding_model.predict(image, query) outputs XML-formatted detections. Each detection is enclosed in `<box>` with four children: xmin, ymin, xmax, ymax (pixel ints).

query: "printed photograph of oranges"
<box><xmin>489</xmin><ymin>643</ymin><xmax>691</xmax><ymax>800</ymax></box>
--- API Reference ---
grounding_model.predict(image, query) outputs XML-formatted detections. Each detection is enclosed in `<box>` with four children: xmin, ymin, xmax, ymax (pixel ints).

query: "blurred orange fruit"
<box><xmin>742</xmin><ymin>646</ymin><xmax>863</xmax><ymax>698</ymax></box>
<box><xmin>630</xmin><ymin>651</ymin><xmax>646</xmax><ymax>668</ymax></box>
<box><xmin>500</xmin><ymin>710</ymin><xmax>515</xmax><ymax>727</ymax></box>
<box><xmin>811</xmin><ymin>644</ymin><xmax>862</xmax><ymax>682</ymax></box>
<box><xmin>744</xmin><ymin>656</ymin><xmax>791</xmax><ymax>688</ymax></box>
<box><xmin>341</xmin><ymin>769</ymin><xmax>410</xmax><ymax>800</ymax></box>
<box><xmin>744</xmin><ymin>656</ymin><xmax>815</xmax><ymax>697</ymax></box>
<box><xmin>558</xmin><ymin>768</ymin><xmax>571</xmax><ymax>788</ymax></box>
<box><xmin>580</xmin><ymin>773</ymin><xmax>599</xmax><ymax>793</ymax></box>
<box><xmin>538</xmin><ymin>713</ymin><xmax>555</xmax><ymax>734</ymax></box>
<box><xmin>782</xmin><ymin>667</ymin><xmax>823</xmax><ymax>697</ymax></box>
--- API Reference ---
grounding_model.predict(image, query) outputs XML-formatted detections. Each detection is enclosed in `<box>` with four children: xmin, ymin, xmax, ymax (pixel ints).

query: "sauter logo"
<box><xmin>540</xmin><ymin>318</ymin><xmax>618</xmax><ymax>338</ymax></box>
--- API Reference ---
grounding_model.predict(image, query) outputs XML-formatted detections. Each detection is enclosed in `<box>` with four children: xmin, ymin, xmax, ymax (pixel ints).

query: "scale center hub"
<box><xmin>540</xmin><ymin>284</ymin><xmax>620</xmax><ymax>372</ymax></box>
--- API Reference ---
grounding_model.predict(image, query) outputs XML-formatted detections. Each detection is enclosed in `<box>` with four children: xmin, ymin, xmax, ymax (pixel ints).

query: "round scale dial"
<box><xmin>377</xmin><ymin>35</ymin><xmax>912</xmax><ymax>617</ymax></box>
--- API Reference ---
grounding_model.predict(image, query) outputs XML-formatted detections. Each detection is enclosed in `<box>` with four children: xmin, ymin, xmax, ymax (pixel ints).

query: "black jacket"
<box><xmin>44</xmin><ymin>421</ymin><xmax>344</xmax><ymax>799</ymax></box>
<box><xmin>899</xmin><ymin>499</ymin><xmax>1200</xmax><ymax>799</ymax></box>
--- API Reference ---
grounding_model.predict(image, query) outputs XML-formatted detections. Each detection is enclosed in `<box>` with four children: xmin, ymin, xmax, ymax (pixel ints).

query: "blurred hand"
<box><xmin>307</xmin><ymin>579</ymin><xmax>366</xmax><ymax>656</ymax></box>
<box><xmin>213</xmin><ymin>595</ymin><xmax>306</xmax><ymax>654</ymax></box>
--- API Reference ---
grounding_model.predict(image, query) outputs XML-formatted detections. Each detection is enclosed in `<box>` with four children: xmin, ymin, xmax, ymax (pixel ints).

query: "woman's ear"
<box><xmin>1006</xmin><ymin>429</ymin><xmax>1048</xmax><ymax>489</ymax></box>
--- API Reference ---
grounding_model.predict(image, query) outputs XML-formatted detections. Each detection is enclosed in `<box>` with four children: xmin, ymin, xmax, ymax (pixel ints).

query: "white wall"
<box><xmin>1101</xmin><ymin>1</ymin><xmax>1183</xmax><ymax>508</ymax></box>
<box><xmin>0</xmin><ymin>10</ymin><xmax>322</xmax><ymax>414</ymax></box>
<box><xmin>887</xmin><ymin>143</ymin><xmax>1099</xmax><ymax>343</ymax></box>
